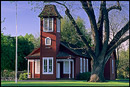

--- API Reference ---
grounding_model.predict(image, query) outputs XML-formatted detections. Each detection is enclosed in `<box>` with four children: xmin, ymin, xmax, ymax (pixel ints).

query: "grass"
<box><xmin>1</xmin><ymin>80</ymin><xmax>129</xmax><ymax>86</ymax></box>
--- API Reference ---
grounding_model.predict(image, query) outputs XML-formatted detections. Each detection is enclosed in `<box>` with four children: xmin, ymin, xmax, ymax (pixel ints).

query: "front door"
<box><xmin>56</xmin><ymin>63</ymin><xmax>60</xmax><ymax>78</ymax></box>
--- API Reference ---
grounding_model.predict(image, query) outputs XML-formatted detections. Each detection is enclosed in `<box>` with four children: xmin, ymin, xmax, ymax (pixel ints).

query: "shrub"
<box><xmin>1</xmin><ymin>70</ymin><xmax>15</xmax><ymax>78</ymax></box>
<box><xmin>19</xmin><ymin>73</ymin><xmax>28</xmax><ymax>80</ymax></box>
<box><xmin>76</xmin><ymin>72</ymin><xmax>91</xmax><ymax>81</ymax></box>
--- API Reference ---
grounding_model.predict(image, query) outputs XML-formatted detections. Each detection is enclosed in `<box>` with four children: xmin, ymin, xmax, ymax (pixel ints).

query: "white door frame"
<box><xmin>28</xmin><ymin>59</ymin><xmax>34</xmax><ymax>78</ymax></box>
<box><xmin>56</xmin><ymin>59</ymin><xmax>74</xmax><ymax>79</ymax></box>
<box><xmin>56</xmin><ymin>63</ymin><xmax>60</xmax><ymax>78</ymax></box>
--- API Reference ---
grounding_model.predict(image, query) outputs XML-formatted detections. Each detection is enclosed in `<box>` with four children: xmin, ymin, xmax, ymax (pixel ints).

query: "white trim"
<box><xmin>43</xmin><ymin>18</ymin><xmax>54</xmax><ymax>32</ymax></box>
<box><xmin>63</xmin><ymin>61</ymin><xmax>70</xmax><ymax>74</ymax></box>
<box><xmin>57</xmin><ymin>59</ymin><xmax>73</xmax><ymax>62</ymax></box>
<box><xmin>112</xmin><ymin>59</ymin><xmax>114</xmax><ymax>74</ymax></box>
<box><xmin>56</xmin><ymin>59</ymin><xmax>74</xmax><ymax>79</ymax></box>
<box><xmin>83</xmin><ymin>58</ymin><xmax>85</xmax><ymax>72</ymax></box>
<box><xmin>69</xmin><ymin>59</ymin><xmax>71</xmax><ymax>78</ymax></box>
<box><xmin>80</xmin><ymin>58</ymin><xmax>82</xmax><ymax>73</ymax></box>
<box><xmin>45</xmin><ymin>37</ymin><xmax>51</xmax><ymax>45</ymax></box>
<box><xmin>35</xmin><ymin>60</ymin><xmax>40</xmax><ymax>74</ymax></box>
<box><xmin>72</xmin><ymin>61</ymin><xmax>74</xmax><ymax>78</ymax></box>
<box><xmin>28</xmin><ymin>59</ymin><xmax>34</xmax><ymax>62</ymax></box>
<box><xmin>42</xmin><ymin>57</ymin><xmax>53</xmax><ymax>74</ymax></box>
<box><xmin>56</xmin><ymin>63</ymin><xmax>60</xmax><ymax>78</ymax></box>
<box><xmin>52</xmin><ymin>18</ymin><xmax>54</xmax><ymax>32</ymax></box>
<box><xmin>86</xmin><ymin>59</ymin><xmax>88</xmax><ymax>72</ymax></box>
<box><xmin>57</xmin><ymin>18</ymin><xmax>60</xmax><ymax>32</ymax></box>
<box><xmin>27</xmin><ymin>60</ymin><xmax>29</xmax><ymax>78</ymax></box>
<box><xmin>32</xmin><ymin>61</ymin><xmax>34</xmax><ymax>78</ymax></box>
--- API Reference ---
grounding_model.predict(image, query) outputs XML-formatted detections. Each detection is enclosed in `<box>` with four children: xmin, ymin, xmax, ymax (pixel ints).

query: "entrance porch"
<box><xmin>27</xmin><ymin>59</ymin><xmax>40</xmax><ymax>78</ymax></box>
<box><xmin>56</xmin><ymin>59</ymin><xmax>74</xmax><ymax>79</ymax></box>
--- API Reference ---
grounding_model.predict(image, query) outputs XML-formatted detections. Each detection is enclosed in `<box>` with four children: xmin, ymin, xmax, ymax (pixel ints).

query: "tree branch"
<box><xmin>98</xmin><ymin>1</ymin><xmax>109</xmax><ymax>58</ymax></box>
<box><xmin>80</xmin><ymin>1</ymin><xmax>100</xmax><ymax>56</ymax></box>
<box><xmin>55</xmin><ymin>1</ymin><xmax>96</xmax><ymax>59</ymax></box>
<box><xmin>97</xmin><ymin>1</ymin><xmax>105</xmax><ymax>50</ymax></box>
<box><xmin>108</xmin><ymin>21</ymin><xmax>129</xmax><ymax>48</ymax></box>
<box><xmin>68</xmin><ymin>43</ymin><xmax>85</xmax><ymax>50</ymax></box>
<box><xmin>105</xmin><ymin>35</ymin><xmax>129</xmax><ymax>63</ymax></box>
<box><xmin>107</xmin><ymin>1</ymin><xmax>122</xmax><ymax>12</ymax></box>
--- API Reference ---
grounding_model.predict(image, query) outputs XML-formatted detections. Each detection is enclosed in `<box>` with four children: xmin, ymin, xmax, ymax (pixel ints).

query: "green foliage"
<box><xmin>1</xmin><ymin>70</ymin><xmax>15</xmax><ymax>78</ymax></box>
<box><xmin>76</xmin><ymin>72</ymin><xmax>91</xmax><ymax>81</ymax></box>
<box><xmin>117</xmin><ymin>48</ymin><xmax>129</xmax><ymax>79</ymax></box>
<box><xmin>19</xmin><ymin>73</ymin><xmax>28</xmax><ymax>80</ymax></box>
<box><xmin>24</xmin><ymin>33</ymin><xmax>40</xmax><ymax>48</ymax></box>
<box><xmin>61</xmin><ymin>16</ymin><xmax>92</xmax><ymax>47</ymax></box>
<box><xmin>1</xmin><ymin>33</ymin><xmax>34</xmax><ymax>71</ymax></box>
<box><xmin>1</xmin><ymin>33</ymin><xmax>15</xmax><ymax>71</ymax></box>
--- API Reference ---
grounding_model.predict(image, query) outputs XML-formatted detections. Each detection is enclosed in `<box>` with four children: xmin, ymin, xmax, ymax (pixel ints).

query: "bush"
<box><xmin>1</xmin><ymin>70</ymin><xmax>15</xmax><ymax>78</ymax></box>
<box><xmin>76</xmin><ymin>72</ymin><xmax>91</xmax><ymax>81</ymax></box>
<box><xmin>19</xmin><ymin>73</ymin><xmax>28</xmax><ymax>80</ymax></box>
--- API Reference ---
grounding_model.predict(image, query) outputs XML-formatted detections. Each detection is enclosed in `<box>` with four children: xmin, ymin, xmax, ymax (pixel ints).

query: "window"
<box><xmin>43</xmin><ymin>57</ymin><xmax>53</xmax><ymax>74</ymax></box>
<box><xmin>45</xmin><ymin>37</ymin><xmax>51</xmax><ymax>45</ymax></box>
<box><xmin>43</xmin><ymin>18</ymin><xmax>53</xmax><ymax>32</ymax></box>
<box><xmin>35</xmin><ymin>60</ymin><xmax>40</xmax><ymax>74</ymax></box>
<box><xmin>63</xmin><ymin>61</ymin><xmax>70</xmax><ymax>74</ymax></box>
<box><xmin>80</xmin><ymin>58</ymin><xmax>82</xmax><ymax>73</ymax></box>
<box><xmin>112</xmin><ymin>59</ymin><xmax>114</xmax><ymax>74</ymax></box>
<box><xmin>84</xmin><ymin>59</ymin><xmax>85</xmax><ymax>72</ymax></box>
<box><xmin>57</xmin><ymin>18</ymin><xmax>60</xmax><ymax>32</ymax></box>
<box><xmin>86</xmin><ymin>59</ymin><xmax>88</xmax><ymax>72</ymax></box>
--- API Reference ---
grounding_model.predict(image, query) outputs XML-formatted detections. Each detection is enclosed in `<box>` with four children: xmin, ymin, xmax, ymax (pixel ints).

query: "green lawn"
<box><xmin>1</xmin><ymin>80</ymin><xmax>129</xmax><ymax>86</ymax></box>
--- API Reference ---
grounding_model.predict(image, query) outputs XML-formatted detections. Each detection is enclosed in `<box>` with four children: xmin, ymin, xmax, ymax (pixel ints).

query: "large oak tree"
<box><xmin>53</xmin><ymin>1</ymin><xmax>129</xmax><ymax>82</ymax></box>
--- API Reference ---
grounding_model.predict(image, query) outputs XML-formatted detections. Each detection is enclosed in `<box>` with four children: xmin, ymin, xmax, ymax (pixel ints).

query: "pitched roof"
<box><xmin>38</xmin><ymin>5</ymin><xmax>62</xmax><ymax>18</ymax></box>
<box><xmin>59</xmin><ymin>41</ymin><xmax>90</xmax><ymax>58</ymax></box>
<box><xmin>25</xmin><ymin>48</ymin><xmax>40</xmax><ymax>59</ymax></box>
<box><xmin>25</xmin><ymin>42</ymin><xmax>90</xmax><ymax>59</ymax></box>
<box><xmin>56</xmin><ymin>51</ymin><xmax>74</xmax><ymax>58</ymax></box>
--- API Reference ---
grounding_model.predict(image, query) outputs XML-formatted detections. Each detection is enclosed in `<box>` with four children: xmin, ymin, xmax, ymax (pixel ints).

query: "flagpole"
<box><xmin>15</xmin><ymin>1</ymin><xmax>18</xmax><ymax>83</ymax></box>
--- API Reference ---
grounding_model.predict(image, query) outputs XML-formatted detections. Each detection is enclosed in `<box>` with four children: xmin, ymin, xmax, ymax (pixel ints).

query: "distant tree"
<box><xmin>24</xmin><ymin>33</ymin><xmax>40</xmax><ymax>48</ymax></box>
<box><xmin>109</xmin><ymin>7</ymin><xmax>129</xmax><ymax>78</ymax></box>
<box><xmin>117</xmin><ymin>48</ymin><xmax>129</xmax><ymax>79</ymax></box>
<box><xmin>61</xmin><ymin>16</ymin><xmax>92</xmax><ymax>48</ymax></box>
<box><xmin>1</xmin><ymin>33</ymin><xmax>34</xmax><ymax>71</ymax></box>
<box><xmin>1</xmin><ymin>33</ymin><xmax>15</xmax><ymax>71</ymax></box>
<box><xmin>17</xmin><ymin>35</ymin><xmax>34</xmax><ymax>71</ymax></box>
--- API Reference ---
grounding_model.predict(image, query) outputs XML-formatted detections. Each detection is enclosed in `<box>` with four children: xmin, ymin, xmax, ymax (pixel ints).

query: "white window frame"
<box><xmin>80</xmin><ymin>58</ymin><xmax>82</xmax><ymax>73</ymax></box>
<box><xmin>63</xmin><ymin>61</ymin><xmax>70</xmax><ymax>74</ymax></box>
<box><xmin>57</xmin><ymin>18</ymin><xmax>60</xmax><ymax>32</ymax></box>
<box><xmin>43</xmin><ymin>18</ymin><xmax>54</xmax><ymax>32</ymax></box>
<box><xmin>45</xmin><ymin>37</ymin><xmax>51</xmax><ymax>45</ymax></box>
<box><xmin>83</xmin><ymin>59</ymin><xmax>85</xmax><ymax>72</ymax></box>
<box><xmin>35</xmin><ymin>59</ymin><xmax>40</xmax><ymax>74</ymax></box>
<box><xmin>42</xmin><ymin>57</ymin><xmax>53</xmax><ymax>74</ymax></box>
<box><xmin>86</xmin><ymin>59</ymin><xmax>88</xmax><ymax>72</ymax></box>
<box><xmin>112</xmin><ymin>59</ymin><xmax>114</xmax><ymax>74</ymax></box>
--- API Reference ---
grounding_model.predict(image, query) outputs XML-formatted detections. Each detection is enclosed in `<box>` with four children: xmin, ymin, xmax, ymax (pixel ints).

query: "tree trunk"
<box><xmin>89</xmin><ymin>59</ymin><xmax>105</xmax><ymax>82</ymax></box>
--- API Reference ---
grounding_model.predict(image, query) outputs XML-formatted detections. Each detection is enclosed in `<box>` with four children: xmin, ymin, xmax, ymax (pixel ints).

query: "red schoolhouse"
<box><xmin>25</xmin><ymin>5</ymin><xmax>116</xmax><ymax>80</ymax></box>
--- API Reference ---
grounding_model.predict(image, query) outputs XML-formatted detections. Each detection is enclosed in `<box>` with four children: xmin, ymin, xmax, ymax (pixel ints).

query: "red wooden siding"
<box><xmin>40</xmin><ymin>18</ymin><xmax>58</xmax><ymax>80</ymax></box>
<box><xmin>30</xmin><ymin>62</ymin><xmax>32</xmax><ymax>78</ymax></box>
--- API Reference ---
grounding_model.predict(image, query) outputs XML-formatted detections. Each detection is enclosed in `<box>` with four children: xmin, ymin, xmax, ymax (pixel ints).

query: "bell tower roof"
<box><xmin>38</xmin><ymin>5</ymin><xmax>62</xmax><ymax>18</ymax></box>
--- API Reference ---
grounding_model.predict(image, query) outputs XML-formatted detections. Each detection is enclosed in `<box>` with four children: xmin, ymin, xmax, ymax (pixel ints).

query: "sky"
<box><xmin>1</xmin><ymin>1</ymin><xmax>129</xmax><ymax>37</ymax></box>
<box><xmin>1</xmin><ymin>1</ymin><xmax>90</xmax><ymax>37</ymax></box>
